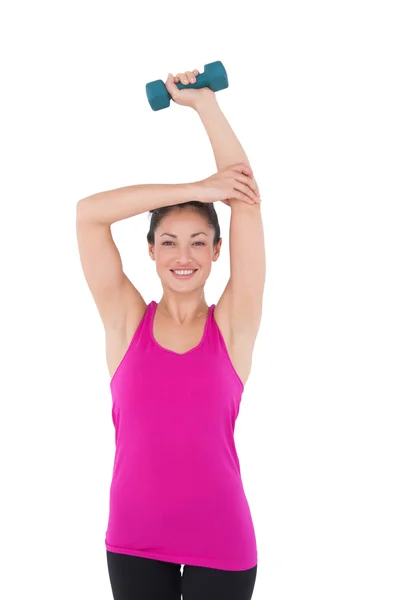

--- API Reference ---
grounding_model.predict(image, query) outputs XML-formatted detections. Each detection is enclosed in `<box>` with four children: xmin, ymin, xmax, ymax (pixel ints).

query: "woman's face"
<box><xmin>149</xmin><ymin>208</ymin><xmax>222</xmax><ymax>292</ymax></box>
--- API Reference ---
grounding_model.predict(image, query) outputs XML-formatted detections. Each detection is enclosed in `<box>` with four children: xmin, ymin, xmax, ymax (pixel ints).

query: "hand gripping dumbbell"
<box><xmin>145</xmin><ymin>60</ymin><xmax>229</xmax><ymax>111</ymax></box>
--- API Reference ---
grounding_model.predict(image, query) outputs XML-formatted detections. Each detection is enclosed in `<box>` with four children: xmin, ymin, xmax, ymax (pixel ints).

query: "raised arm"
<box><xmin>196</xmin><ymin>98</ymin><xmax>255</xmax><ymax>181</ymax></box>
<box><xmin>76</xmin><ymin>182</ymin><xmax>196</xmax><ymax>333</ymax></box>
<box><xmin>165</xmin><ymin>69</ymin><xmax>266</xmax><ymax>340</ymax></box>
<box><xmin>198</xmin><ymin>97</ymin><xmax>266</xmax><ymax>339</ymax></box>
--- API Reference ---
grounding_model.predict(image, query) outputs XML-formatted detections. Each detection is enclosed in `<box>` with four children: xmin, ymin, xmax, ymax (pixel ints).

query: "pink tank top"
<box><xmin>105</xmin><ymin>300</ymin><xmax>257</xmax><ymax>571</ymax></box>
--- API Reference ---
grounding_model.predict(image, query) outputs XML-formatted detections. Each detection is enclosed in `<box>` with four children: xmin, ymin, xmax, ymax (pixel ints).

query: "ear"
<box><xmin>213</xmin><ymin>238</ymin><xmax>222</xmax><ymax>261</ymax></box>
<box><xmin>148</xmin><ymin>243</ymin><xmax>155</xmax><ymax>260</ymax></box>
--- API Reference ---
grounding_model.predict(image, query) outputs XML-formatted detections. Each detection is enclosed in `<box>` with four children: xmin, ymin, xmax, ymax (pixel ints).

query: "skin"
<box><xmin>76</xmin><ymin>66</ymin><xmax>264</xmax><ymax>387</ymax></box>
<box><xmin>148</xmin><ymin>206</ymin><xmax>222</xmax><ymax>322</ymax></box>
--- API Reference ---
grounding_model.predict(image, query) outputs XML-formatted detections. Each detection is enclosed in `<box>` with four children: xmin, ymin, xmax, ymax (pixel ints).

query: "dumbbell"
<box><xmin>145</xmin><ymin>60</ymin><xmax>229</xmax><ymax>111</ymax></box>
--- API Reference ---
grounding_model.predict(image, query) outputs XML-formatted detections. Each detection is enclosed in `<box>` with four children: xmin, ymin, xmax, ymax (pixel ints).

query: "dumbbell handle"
<box><xmin>174</xmin><ymin>71</ymin><xmax>209</xmax><ymax>92</ymax></box>
<box><xmin>146</xmin><ymin>61</ymin><xmax>227</xmax><ymax>111</ymax></box>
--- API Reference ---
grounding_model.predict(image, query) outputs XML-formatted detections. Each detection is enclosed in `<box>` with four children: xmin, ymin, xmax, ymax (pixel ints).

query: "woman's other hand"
<box><xmin>165</xmin><ymin>69</ymin><xmax>216</xmax><ymax>110</ymax></box>
<box><xmin>193</xmin><ymin>163</ymin><xmax>261</xmax><ymax>206</ymax></box>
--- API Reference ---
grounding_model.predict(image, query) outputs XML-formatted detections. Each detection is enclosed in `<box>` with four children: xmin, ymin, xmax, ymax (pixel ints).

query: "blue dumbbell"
<box><xmin>146</xmin><ymin>61</ymin><xmax>229</xmax><ymax>111</ymax></box>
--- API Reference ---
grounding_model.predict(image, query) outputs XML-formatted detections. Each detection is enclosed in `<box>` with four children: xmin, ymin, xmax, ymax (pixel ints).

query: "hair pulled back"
<box><xmin>147</xmin><ymin>201</ymin><xmax>221</xmax><ymax>247</ymax></box>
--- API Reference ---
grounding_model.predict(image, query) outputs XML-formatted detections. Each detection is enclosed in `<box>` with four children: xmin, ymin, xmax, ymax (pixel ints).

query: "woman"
<box><xmin>76</xmin><ymin>68</ymin><xmax>266</xmax><ymax>600</ymax></box>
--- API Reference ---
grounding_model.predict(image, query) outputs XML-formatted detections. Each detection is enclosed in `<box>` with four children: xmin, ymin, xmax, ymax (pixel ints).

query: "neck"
<box><xmin>158</xmin><ymin>291</ymin><xmax>208</xmax><ymax>322</ymax></box>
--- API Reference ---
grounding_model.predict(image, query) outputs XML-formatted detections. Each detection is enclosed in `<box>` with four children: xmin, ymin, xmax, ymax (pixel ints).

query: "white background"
<box><xmin>1</xmin><ymin>1</ymin><xmax>399</xmax><ymax>598</ymax></box>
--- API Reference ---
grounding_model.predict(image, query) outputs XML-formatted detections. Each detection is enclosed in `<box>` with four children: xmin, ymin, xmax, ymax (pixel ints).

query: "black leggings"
<box><xmin>106</xmin><ymin>550</ymin><xmax>257</xmax><ymax>600</ymax></box>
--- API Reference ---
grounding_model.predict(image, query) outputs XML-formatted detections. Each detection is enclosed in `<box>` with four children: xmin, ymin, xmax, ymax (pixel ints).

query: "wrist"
<box><xmin>182</xmin><ymin>182</ymin><xmax>201</xmax><ymax>202</ymax></box>
<box><xmin>194</xmin><ymin>96</ymin><xmax>220</xmax><ymax>116</ymax></box>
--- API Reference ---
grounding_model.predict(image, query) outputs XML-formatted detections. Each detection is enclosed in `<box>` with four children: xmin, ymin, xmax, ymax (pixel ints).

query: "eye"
<box><xmin>161</xmin><ymin>241</ymin><xmax>205</xmax><ymax>246</ymax></box>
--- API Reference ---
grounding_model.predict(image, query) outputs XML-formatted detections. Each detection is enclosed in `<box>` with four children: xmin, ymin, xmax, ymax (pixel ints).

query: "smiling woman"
<box><xmin>76</xmin><ymin>64</ymin><xmax>263</xmax><ymax>600</ymax></box>
<box><xmin>146</xmin><ymin>201</ymin><xmax>222</xmax><ymax>297</ymax></box>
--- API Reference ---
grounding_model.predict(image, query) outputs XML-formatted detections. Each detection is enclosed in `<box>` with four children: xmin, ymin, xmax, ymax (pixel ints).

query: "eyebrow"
<box><xmin>160</xmin><ymin>232</ymin><xmax>209</xmax><ymax>238</ymax></box>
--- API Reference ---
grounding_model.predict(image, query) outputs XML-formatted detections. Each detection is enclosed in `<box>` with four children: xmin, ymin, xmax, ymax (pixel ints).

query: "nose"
<box><xmin>176</xmin><ymin>248</ymin><xmax>193</xmax><ymax>265</ymax></box>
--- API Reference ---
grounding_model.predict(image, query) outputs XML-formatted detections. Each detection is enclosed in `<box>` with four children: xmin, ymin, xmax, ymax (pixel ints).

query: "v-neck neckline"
<box><xmin>150</xmin><ymin>301</ymin><xmax>214</xmax><ymax>356</ymax></box>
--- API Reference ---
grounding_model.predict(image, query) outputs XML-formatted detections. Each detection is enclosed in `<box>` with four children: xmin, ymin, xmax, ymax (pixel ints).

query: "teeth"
<box><xmin>173</xmin><ymin>270</ymin><xmax>194</xmax><ymax>275</ymax></box>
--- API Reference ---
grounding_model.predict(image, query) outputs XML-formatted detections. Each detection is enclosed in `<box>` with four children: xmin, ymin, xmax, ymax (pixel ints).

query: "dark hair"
<box><xmin>147</xmin><ymin>201</ymin><xmax>221</xmax><ymax>247</ymax></box>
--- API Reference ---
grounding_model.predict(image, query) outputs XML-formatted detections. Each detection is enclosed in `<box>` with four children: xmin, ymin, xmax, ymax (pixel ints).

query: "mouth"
<box><xmin>170</xmin><ymin>269</ymin><xmax>198</xmax><ymax>280</ymax></box>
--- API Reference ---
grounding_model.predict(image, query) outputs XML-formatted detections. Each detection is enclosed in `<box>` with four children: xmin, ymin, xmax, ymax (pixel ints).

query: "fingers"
<box><xmin>234</xmin><ymin>174</ymin><xmax>260</xmax><ymax>197</ymax></box>
<box><xmin>229</xmin><ymin>162</ymin><xmax>254</xmax><ymax>177</ymax></box>
<box><xmin>185</xmin><ymin>71</ymin><xmax>196</xmax><ymax>84</ymax></box>
<box><xmin>176</xmin><ymin>72</ymin><xmax>189</xmax><ymax>85</ymax></box>
<box><xmin>229</xmin><ymin>163</ymin><xmax>261</xmax><ymax>202</ymax></box>
<box><xmin>166</xmin><ymin>73</ymin><xmax>180</xmax><ymax>85</ymax></box>
<box><xmin>166</xmin><ymin>73</ymin><xmax>178</xmax><ymax>87</ymax></box>
<box><xmin>173</xmin><ymin>69</ymin><xmax>199</xmax><ymax>85</ymax></box>
<box><xmin>233</xmin><ymin>182</ymin><xmax>260</xmax><ymax>204</ymax></box>
<box><xmin>165</xmin><ymin>74</ymin><xmax>179</xmax><ymax>98</ymax></box>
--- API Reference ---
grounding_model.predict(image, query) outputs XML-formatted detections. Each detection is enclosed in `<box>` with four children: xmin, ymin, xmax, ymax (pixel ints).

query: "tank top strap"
<box><xmin>202</xmin><ymin>303</ymin><xmax>218</xmax><ymax>348</ymax></box>
<box><xmin>143</xmin><ymin>300</ymin><xmax>157</xmax><ymax>338</ymax></box>
<box><xmin>206</xmin><ymin>303</ymin><xmax>244</xmax><ymax>390</ymax></box>
<box><xmin>128</xmin><ymin>301</ymin><xmax>154</xmax><ymax>351</ymax></box>
<box><xmin>206</xmin><ymin>303</ymin><xmax>231</xmax><ymax>353</ymax></box>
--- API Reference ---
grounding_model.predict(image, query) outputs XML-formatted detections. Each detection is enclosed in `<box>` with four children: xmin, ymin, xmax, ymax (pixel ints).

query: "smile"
<box><xmin>170</xmin><ymin>269</ymin><xmax>198</xmax><ymax>279</ymax></box>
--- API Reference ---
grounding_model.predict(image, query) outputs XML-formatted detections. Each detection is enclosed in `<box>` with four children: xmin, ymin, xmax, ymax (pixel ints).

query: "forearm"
<box><xmin>196</xmin><ymin>98</ymin><xmax>252</xmax><ymax>172</ymax></box>
<box><xmin>76</xmin><ymin>182</ymin><xmax>196</xmax><ymax>225</ymax></box>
